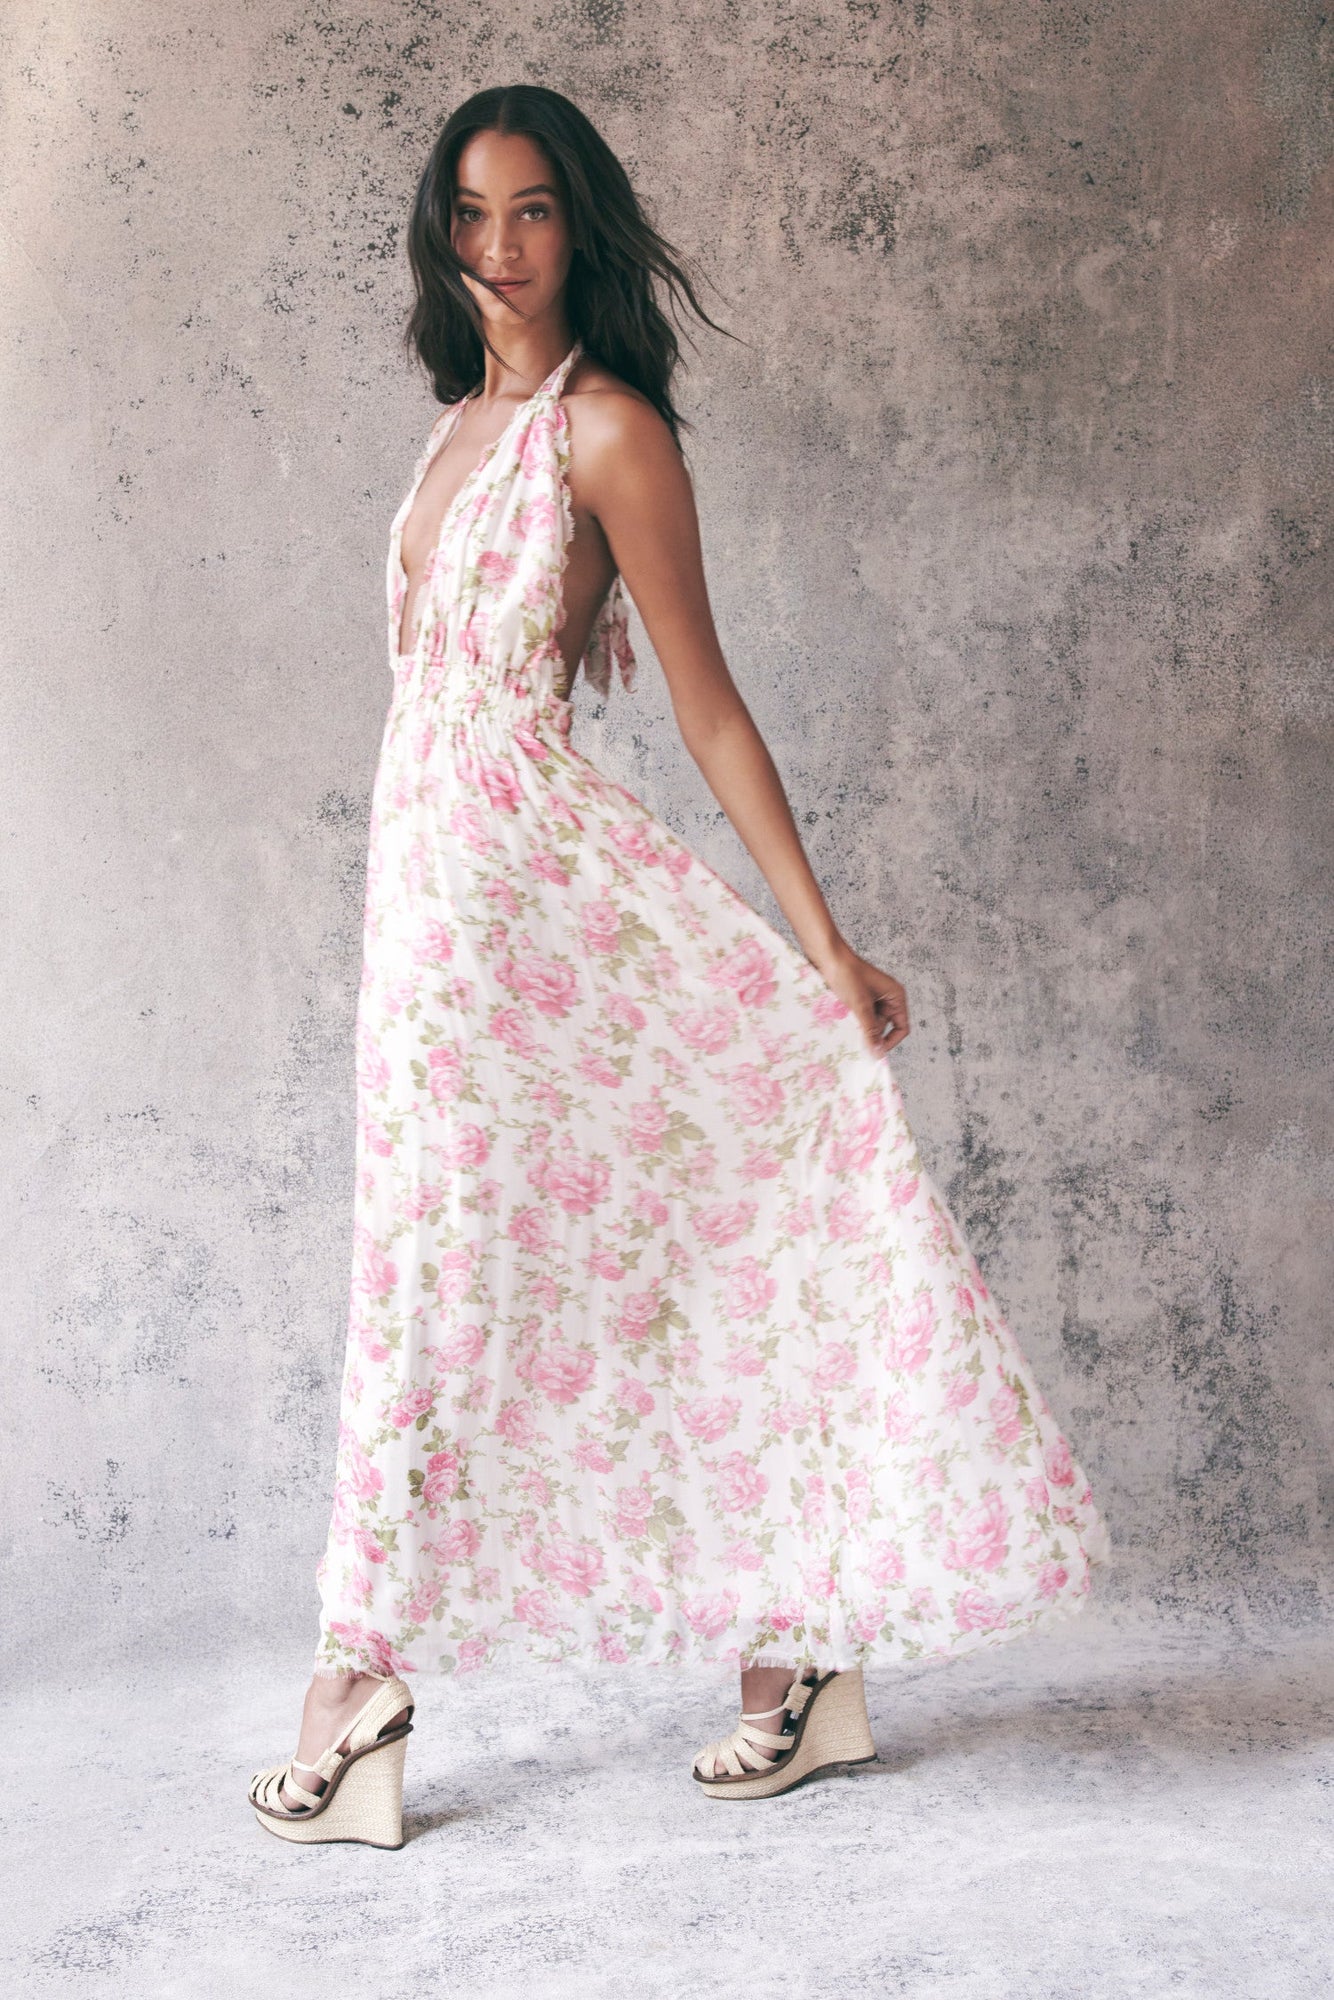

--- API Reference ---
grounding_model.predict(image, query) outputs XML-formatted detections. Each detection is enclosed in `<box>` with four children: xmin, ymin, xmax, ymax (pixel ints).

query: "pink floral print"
<box><xmin>313</xmin><ymin>343</ymin><xmax>1111</xmax><ymax>1679</ymax></box>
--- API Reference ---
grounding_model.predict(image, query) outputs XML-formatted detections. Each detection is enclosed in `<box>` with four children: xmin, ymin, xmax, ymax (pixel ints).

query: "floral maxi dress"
<box><xmin>313</xmin><ymin>343</ymin><xmax>1112</xmax><ymax>1680</ymax></box>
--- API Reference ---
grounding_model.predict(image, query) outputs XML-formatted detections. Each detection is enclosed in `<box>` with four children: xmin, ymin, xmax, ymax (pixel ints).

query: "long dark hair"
<box><xmin>405</xmin><ymin>85</ymin><xmax>727</xmax><ymax>442</ymax></box>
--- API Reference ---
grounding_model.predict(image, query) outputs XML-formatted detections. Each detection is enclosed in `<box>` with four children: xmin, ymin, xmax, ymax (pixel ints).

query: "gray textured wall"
<box><xmin>3</xmin><ymin>0</ymin><xmax>1330</xmax><ymax>1676</ymax></box>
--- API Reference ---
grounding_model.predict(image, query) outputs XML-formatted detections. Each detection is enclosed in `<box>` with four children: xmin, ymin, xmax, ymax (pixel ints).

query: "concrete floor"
<box><xmin>5</xmin><ymin>1603</ymin><xmax>1330</xmax><ymax>1999</ymax></box>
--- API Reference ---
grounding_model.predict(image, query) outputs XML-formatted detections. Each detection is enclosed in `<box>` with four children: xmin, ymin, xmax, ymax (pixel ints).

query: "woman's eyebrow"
<box><xmin>455</xmin><ymin>183</ymin><xmax>558</xmax><ymax>201</ymax></box>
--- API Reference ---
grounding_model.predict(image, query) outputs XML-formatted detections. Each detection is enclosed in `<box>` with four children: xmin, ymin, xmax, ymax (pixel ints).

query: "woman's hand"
<box><xmin>810</xmin><ymin>943</ymin><xmax>910</xmax><ymax>1059</ymax></box>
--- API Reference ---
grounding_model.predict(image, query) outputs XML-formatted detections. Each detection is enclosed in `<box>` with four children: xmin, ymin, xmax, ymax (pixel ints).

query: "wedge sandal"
<box><xmin>693</xmin><ymin>1668</ymin><xmax>877</xmax><ymax>1800</ymax></box>
<box><xmin>249</xmin><ymin>1674</ymin><xmax>415</xmax><ymax>1849</ymax></box>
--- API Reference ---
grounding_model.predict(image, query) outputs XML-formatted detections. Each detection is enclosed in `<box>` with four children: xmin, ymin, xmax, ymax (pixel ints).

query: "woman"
<box><xmin>249</xmin><ymin>84</ymin><xmax>1111</xmax><ymax>1847</ymax></box>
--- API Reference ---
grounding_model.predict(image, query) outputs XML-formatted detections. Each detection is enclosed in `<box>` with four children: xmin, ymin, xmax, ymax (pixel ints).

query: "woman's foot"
<box><xmin>693</xmin><ymin>1665</ymin><xmax>816</xmax><ymax>1781</ymax></box>
<box><xmin>280</xmin><ymin>1672</ymin><xmax>413</xmax><ymax>1809</ymax></box>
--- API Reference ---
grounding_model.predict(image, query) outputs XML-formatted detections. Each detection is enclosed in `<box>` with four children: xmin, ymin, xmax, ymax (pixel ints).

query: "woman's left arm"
<box><xmin>568</xmin><ymin>390</ymin><xmax>909</xmax><ymax>1059</ymax></box>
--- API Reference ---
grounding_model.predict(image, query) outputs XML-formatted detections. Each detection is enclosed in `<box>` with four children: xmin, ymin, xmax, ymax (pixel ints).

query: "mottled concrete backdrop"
<box><xmin>2</xmin><ymin>0</ymin><xmax>1329</xmax><ymax>1677</ymax></box>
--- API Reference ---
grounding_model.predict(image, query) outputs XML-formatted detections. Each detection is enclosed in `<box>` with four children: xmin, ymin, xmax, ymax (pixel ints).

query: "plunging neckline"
<box><xmin>395</xmin><ymin>343</ymin><xmax>580</xmax><ymax>657</ymax></box>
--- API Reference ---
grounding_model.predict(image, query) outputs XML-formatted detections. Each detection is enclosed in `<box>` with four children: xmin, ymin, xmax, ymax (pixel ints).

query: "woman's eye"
<box><xmin>454</xmin><ymin>205</ymin><xmax>482</xmax><ymax>224</ymax></box>
<box><xmin>520</xmin><ymin>204</ymin><xmax>550</xmax><ymax>221</ymax></box>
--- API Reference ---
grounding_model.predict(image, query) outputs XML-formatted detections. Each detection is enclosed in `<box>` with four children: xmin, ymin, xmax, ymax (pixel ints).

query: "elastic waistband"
<box><xmin>388</xmin><ymin>658</ymin><xmax>573</xmax><ymax>740</ymax></box>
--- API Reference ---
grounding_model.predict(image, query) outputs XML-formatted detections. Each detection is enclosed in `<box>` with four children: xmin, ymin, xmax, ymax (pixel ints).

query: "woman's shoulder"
<box><xmin>564</xmin><ymin>355</ymin><xmax>677</xmax><ymax>463</ymax></box>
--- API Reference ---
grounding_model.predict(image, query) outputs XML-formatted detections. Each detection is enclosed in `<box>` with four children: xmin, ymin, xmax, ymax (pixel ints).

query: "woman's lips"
<box><xmin>488</xmin><ymin>278</ymin><xmax>529</xmax><ymax>291</ymax></box>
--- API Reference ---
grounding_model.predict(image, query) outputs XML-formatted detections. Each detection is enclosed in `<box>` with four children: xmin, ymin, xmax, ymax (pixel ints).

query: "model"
<box><xmin>249</xmin><ymin>84</ymin><xmax>1111</xmax><ymax>1848</ymax></box>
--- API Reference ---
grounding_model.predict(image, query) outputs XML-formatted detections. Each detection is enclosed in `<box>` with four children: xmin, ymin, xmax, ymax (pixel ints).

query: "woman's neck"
<box><xmin>476</xmin><ymin>314</ymin><xmax>575</xmax><ymax>404</ymax></box>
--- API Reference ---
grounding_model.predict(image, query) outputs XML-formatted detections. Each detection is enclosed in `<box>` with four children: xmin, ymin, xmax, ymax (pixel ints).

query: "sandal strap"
<box><xmin>249</xmin><ymin>1760</ymin><xmax>322</xmax><ymax>1816</ymax></box>
<box><xmin>694</xmin><ymin>1674</ymin><xmax>822</xmax><ymax>1780</ymax></box>
<box><xmin>693</xmin><ymin>1716</ymin><xmax>794</xmax><ymax>1780</ymax></box>
<box><xmin>249</xmin><ymin>1675</ymin><xmax>414</xmax><ymax>1814</ymax></box>
<box><xmin>783</xmin><ymin>1677</ymin><xmax>815</xmax><ymax>1718</ymax></box>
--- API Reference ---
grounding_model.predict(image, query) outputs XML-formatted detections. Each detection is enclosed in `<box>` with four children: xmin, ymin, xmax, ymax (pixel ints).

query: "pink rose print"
<box><xmin>435</xmin><ymin>1246</ymin><xmax>476</xmax><ymax>1306</ymax></box>
<box><xmin>531</xmin><ymin>1150</ymin><xmax>611</xmax><ymax>1215</ymax></box>
<box><xmin>509</xmin><ymin>1204</ymin><xmax>551</xmax><ymax>1253</ymax></box>
<box><xmin>360</xmin><ymin>1117</ymin><xmax>394</xmax><ymax>1158</ymax></box>
<box><xmin>867</xmin><ymin>1540</ymin><xmax>906</xmax><ymax>1587</ymax></box>
<box><xmin>410</xmin><ymin>919</ymin><xmax>455</xmax><ymax>967</ymax></box>
<box><xmin>714</xmin><ymin>1452</ymin><xmax>769</xmax><ymax>1512</ymax></box>
<box><xmin>671</xmin><ymin>1002</ymin><xmax>739</xmax><ymax>1054</ymax></box>
<box><xmin>616</xmin><ymin>1376</ymin><xmax>655</xmax><ymax>1416</ymax></box>
<box><xmin>498</xmin><ymin>945</ymin><xmax>580</xmax><ymax>1018</ymax></box>
<box><xmin>524</xmin><ymin>1340</ymin><xmax>595</xmax><ymax>1407</ymax></box>
<box><xmin>478</xmin><ymin>549</ymin><xmax>518</xmax><ymax>585</ymax></box>
<box><xmin>438</xmin><ymin>1323</ymin><xmax>486</xmax><ymax>1368</ymax></box>
<box><xmin>989</xmin><ymin>1383</ymin><xmax>1024</xmax><ymax>1448</ymax></box>
<box><xmin>490</xmin><ymin>1007</ymin><xmax>539</xmax><ymax>1056</ymax></box>
<box><xmin>390</xmin><ymin>1385</ymin><xmax>435</xmax><ymax>1429</ymax></box>
<box><xmin>605</xmin><ymin>992</ymin><xmax>647</xmax><ymax>1030</ymax></box>
<box><xmin>403</xmin><ymin>1182</ymin><xmax>445</xmax><ymax>1221</ymax></box>
<box><xmin>883</xmin><ymin>1393</ymin><xmax>918</xmax><ymax>1442</ymax></box>
<box><xmin>613</xmin><ymin>1290</ymin><xmax>658</xmax><ymax>1345</ymax></box>
<box><xmin>722</xmin><ymin>1256</ymin><xmax>777</xmax><ymax>1322</ymax></box>
<box><xmin>627</xmin><ymin>1096</ymin><xmax>670</xmax><ymax>1153</ymax></box>
<box><xmin>811</xmin><ymin>990</ymin><xmax>851</xmax><ymax>1023</ymax></box>
<box><xmin>1037</xmin><ymin>1559</ymin><xmax>1070</xmax><ymax>1599</ymax></box>
<box><xmin>727</xmin><ymin>1064</ymin><xmax>786</xmax><ymax>1126</ymax></box>
<box><xmin>681</xmin><ymin>1587</ymin><xmax>740</xmax><ymax>1640</ymax></box>
<box><xmin>404</xmin><ymin>1579</ymin><xmax>442</xmax><ymax>1623</ymax></box>
<box><xmin>826</xmin><ymin>1191</ymin><xmax>869</xmax><ymax>1241</ymax></box>
<box><xmin>353</xmin><ymin>1527</ymin><xmax>387</xmax><ymax>1566</ymax></box>
<box><xmin>627</xmin><ymin>1573</ymin><xmax>663</xmax><ymax>1613</ymax></box>
<box><xmin>495</xmin><ymin>1399</ymin><xmax>537</xmax><ymax>1448</ymax></box>
<box><xmin>354</xmin><ymin>1240</ymin><xmax>398</xmax><ymax>1301</ymax></box>
<box><xmin>825</xmin><ymin>1094</ymin><xmax>885</xmax><ymax>1174</ymax></box>
<box><xmin>607</xmin><ymin>819</ymin><xmax>661</xmax><ymax>865</ymax></box>
<box><xmin>942</xmin><ymin>1490</ymin><xmax>1010</xmax><ymax>1574</ymax></box>
<box><xmin>954</xmin><ymin>1587</ymin><xmax>1007</xmax><ymax>1633</ymax></box>
<box><xmin>456</xmin><ymin>1635</ymin><xmax>494</xmax><ymax>1672</ymax></box>
<box><xmin>765</xmin><ymin>1597</ymin><xmax>803</xmax><ymax>1633</ymax></box>
<box><xmin>578</xmin><ymin>1049</ymin><xmax>622</xmax><ymax>1089</ymax></box>
<box><xmin>708</xmin><ymin>938</ymin><xmax>777</xmax><ymax>1008</ymax></box>
<box><xmin>723</xmin><ymin>1341</ymin><xmax>767</xmax><ymax>1379</ymax></box>
<box><xmin>726</xmin><ymin>1532</ymin><xmax>764</xmax><ymax>1571</ymax></box>
<box><xmin>440</xmin><ymin>1123</ymin><xmax>491</xmax><ymax>1170</ymax></box>
<box><xmin>632</xmin><ymin>1187</ymin><xmax>669</xmax><ymax>1227</ymax></box>
<box><xmin>356</xmin><ymin>1025</ymin><xmax>391</xmax><ymax>1094</ymax></box>
<box><xmin>530</xmin><ymin>848</ymin><xmax>568</xmax><ymax>886</ymax></box>
<box><xmin>811</xmin><ymin>1342</ymin><xmax>857</xmax><ymax>1392</ymax></box>
<box><xmin>943</xmin><ymin>1369</ymin><xmax>980</xmax><ymax>1413</ymax></box>
<box><xmin>884</xmin><ymin>1292</ymin><xmax>936</xmax><ymax>1373</ymax></box>
<box><xmin>542</xmin><ymin>1533</ymin><xmax>606</xmax><ymax>1598</ymax></box>
<box><xmin>678</xmin><ymin>1395</ymin><xmax>741</xmax><ymax>1443</ymax></box>
<box><xmin>614</xmin><ymin>1484</ymin><xmax>655</xmax><ymax>1539</ymax></box>
<box><xmin>581</xmin><ymin>900</ymin><xmax>621</xmax><ymax>953</ymax></box>
<box><xmin>1044</xmin><ymin>1437</ymin><xmax>1076</xmax><ymax>1487</ymax></box>
<box><xmin>513</xmin><ymin>1588</ymin><xmax>562</xmax><ymax>1637</ymax></box>
<box><xmin>422</xmin><ymin>1447</ymin><xmax>462</xmax><ymax>1509</ymax></box>
<box><xmin>435</xmin><ymin>1519</ymin><xmax>483</xmax><ymax>1563</ymax></box>
<box><xmin>694</xmin><ymin>1199</ymin><xmax>758</xmax><ymax>1247</ymax></box>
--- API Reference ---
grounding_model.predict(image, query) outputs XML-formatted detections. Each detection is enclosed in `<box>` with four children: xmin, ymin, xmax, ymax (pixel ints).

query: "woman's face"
<box><xmin>451</xmin><ymin>130</ymin><xmax>573</xmax><ymax>329</ymax></box>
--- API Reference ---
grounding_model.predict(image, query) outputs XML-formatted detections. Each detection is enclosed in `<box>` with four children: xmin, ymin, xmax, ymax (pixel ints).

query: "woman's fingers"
<box><xmin>868</xmin><ymin>979</ymin><xmax>910</xmax><ymax>1055</ymax></box>
<box><xmin>817</xmin><ymin>950</ymin><xmax>910</xmax><ymax>1058</ymax></box>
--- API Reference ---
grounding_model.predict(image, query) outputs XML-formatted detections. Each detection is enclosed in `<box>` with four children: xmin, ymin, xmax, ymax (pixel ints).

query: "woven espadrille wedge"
<box><xmin>692</xmin><ymin>1668</ymin><xmax>877</xmax><ymax>1800</ymax></box>
<box><xmin>249</xmin><ymin>1675</ymin><xmax>414</xmax><ymax>1849</ymax></box>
